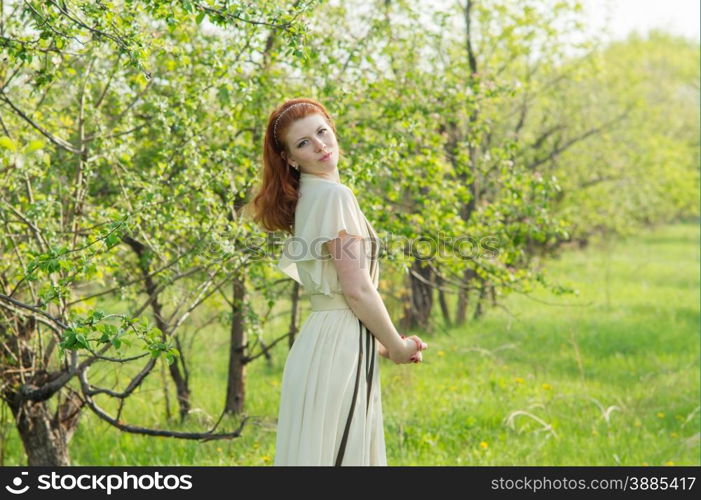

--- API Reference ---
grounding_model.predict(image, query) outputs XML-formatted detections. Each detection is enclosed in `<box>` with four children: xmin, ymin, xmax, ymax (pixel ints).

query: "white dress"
<box><xmin>273</xmin><ymin>172</ymin><xmax>387</xmax><ymax>466</ymax></box>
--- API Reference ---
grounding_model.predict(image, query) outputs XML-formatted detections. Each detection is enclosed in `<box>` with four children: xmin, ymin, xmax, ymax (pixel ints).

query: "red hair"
<box><xmin>243</xmin><ymin>98</ymin><xmax>342</xmax><ymax>235</ymax></box>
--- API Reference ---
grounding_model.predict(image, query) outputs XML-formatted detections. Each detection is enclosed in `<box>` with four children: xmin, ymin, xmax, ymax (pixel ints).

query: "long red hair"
<box><xmin>243</xmin><ymin>98</ymin><xmax>342</xmax><ymax>235</ymax></box>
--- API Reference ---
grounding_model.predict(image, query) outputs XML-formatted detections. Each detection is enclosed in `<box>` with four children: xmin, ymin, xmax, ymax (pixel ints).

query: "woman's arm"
<box><xmin>325</xmin><ymin>231</ymin><xmax>418</xmax><ymax>364</ymax></box>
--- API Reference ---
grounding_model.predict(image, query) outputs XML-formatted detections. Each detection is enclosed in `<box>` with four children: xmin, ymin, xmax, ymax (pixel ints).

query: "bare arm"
<box><xmin>325</xmin><ymin>231</ymin><xmax>418</xmax><ymax>364</ymax></box>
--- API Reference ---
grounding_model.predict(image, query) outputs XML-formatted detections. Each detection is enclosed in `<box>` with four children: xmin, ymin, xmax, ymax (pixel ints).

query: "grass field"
<box><xmin>1</xmin><ymin>221</ymin><xmax>699</xmax><ymax>466</ymax></box>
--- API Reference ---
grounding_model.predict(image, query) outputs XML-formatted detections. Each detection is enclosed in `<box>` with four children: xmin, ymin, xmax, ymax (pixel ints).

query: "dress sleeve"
<box><xmin>308</xmin><ymin>185</ymin><xmax>366</xmax><ymax>250</ymax></box>
<box><xmin>277</xmin><ymin>185</ymin><xmax>366</xmax><ymax>294</ymax></box>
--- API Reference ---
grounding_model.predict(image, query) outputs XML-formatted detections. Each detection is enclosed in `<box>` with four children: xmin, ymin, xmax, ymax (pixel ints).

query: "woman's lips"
<box><xmin>319</xmin><ymin>151</ymin><xmax>332</xmax><ymax>161</ymax></box>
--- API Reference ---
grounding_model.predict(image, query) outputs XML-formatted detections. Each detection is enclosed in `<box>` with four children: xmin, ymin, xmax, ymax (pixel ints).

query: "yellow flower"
<box><xmin>253</xmin><ymin>442</ymin><xmax>260</xmax><ymax>449</ymax></box>
<box><xmin>514</xmin><ymin>377</ymin><xmax>525</xmax><ymax>384</ymax></box>
<box><xmin>633</xmin><ymin>420</ymin><xmax>642</xmax><ymax>427</ymax></box>
<box><xmin>642</xmin><ymin>462</ymin><xmax>649</xmax><ymax>466</ymax></box>
<box><xmin>261</xmin><ymin>455</ymin><xmax>271</xmax><ymax>463</ymax></box>
<box><xmin>656</xmin><ymin>412</ymin><xmax>665</xmax><ymax>419</ymax></box>
<box><xmin>437</xmin><ymin>351</ymin><xmax>445</xmax><ymax>357</ymax></box>
<box><xmin>479</xmin><ymin>441</ymin><xmax>488</xmax><ymax>450</ymax></box>
<box><xmin>449</xmin><ymin>385</ymin><xmax>457</xmax><ymax>392</ymax></box>
<box><xmin>591</xmin><ymin>429</ymin><xmax>599</xmax><ymax>436</ymax></box>
<box><xmin>671</xmin><ymin>432</ymin><xmax>678</xmax><ymax>438</ymax></box>
<box><xmin>216</xmin><ymin>447</ymin><xmax>222</xmax><ymax>453</ymax></box>
<box><xmin>664</xmin><ymin>461</ymin><xmax>674</xmax><ymax>466</ymax></box>
<box><xmin>541</xmin><ymin>383</ymin><xmax>552</xmax><ymax>390</ymax></box>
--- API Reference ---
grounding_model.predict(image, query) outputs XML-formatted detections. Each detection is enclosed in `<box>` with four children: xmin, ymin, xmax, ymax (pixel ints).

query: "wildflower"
<box><xmin>542</xmin><ymin>383</ymin><xmax>552</xmax><ymax>390</ymax></box>
<box><xmin>514</xmin><ymin>377</ymin><xmax>525</xmax><ymax>384</ymax></box>
<box><xmin>437</xmin><ymin>351</ymin><xmax>445</xmax><ymax>357</ymax></box>
<box><xmin>656</xmin><ymin>412</ymin><xmax>665</xmax><ymax>419</ymax></box>
<box><xmin>479</xmin><ymin>441</ymin><xmax>488</xmax><ymax>450</ymax></box>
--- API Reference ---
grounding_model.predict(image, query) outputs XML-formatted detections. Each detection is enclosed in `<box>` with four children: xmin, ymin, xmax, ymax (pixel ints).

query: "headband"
<box><xmin>273</xmin><ymin>102</ymin><xmax>323</xmax><ymax>147</ymax></box>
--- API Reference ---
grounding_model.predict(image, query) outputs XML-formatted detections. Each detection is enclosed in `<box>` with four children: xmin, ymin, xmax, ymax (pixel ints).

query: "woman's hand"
<box><xmin>388</xmin><ymin>335</ymin><xmax>428</xmax><ymax>365</ymax></box>
<box><xmin>378</xmin><ymin>342</ymin><xmax>390</xmax><ymax>359</ymax></box>
<box><xmin>406</xmin><ymin>335</ymin><xmax>428</xmax><ymax>363</ymax></box>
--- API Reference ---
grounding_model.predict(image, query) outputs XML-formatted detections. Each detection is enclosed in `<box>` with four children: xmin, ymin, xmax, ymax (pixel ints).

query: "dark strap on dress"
<box><xmin>335</xmin><ymin>217</ymin><xmax>378</xmax><ymax>466</ymax></box>
<box><xmin>335</xmin><ymin>320</ymin><xmax>364</xmax><ymax>466</ymax></box>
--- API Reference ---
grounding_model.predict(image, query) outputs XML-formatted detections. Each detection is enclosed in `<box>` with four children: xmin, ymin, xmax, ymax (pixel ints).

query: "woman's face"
<box><xmin>281</xmin><ymin>113</ymin><xmax>338</xmax><ymax>175</ymax></box>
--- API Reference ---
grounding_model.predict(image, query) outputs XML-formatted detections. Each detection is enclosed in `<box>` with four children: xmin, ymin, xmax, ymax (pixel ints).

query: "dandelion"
<box><xmin>664</xmin><ymin>461</ymin><xmax>674</xmax><ymax>466</ymax></box>
<box><xmin>479</xmin><ymin>441</ymin><xmax>488</xmax><ymax>450</ymax></box>
<box><xmin>633</xmin><ymin>420</ymin><xmax>642</xmax><ymax>427</ymax></box>
<box><xmin>642</xmin><ymin>462</ymin><xmax>649</xmax><ymax>466</ymax></box>
<box><xmin>262</xmin><ymin>455</ymin><xmax>272</xmax><ymax>463</ymax></box>
<box><xmin>542</xmin><ymin>383</ymin><xmax>552</xmax><ymax>390</ymax></box>
<box><xmin>656</xmin><ymin>412</ymin><xmax>665</xmax><ymax>419</ymax></box>
<box><xmin>449</xmin><ymin>385</ymin><xmax>457</xmax><ymax>392</ymax></box>
<box><xmin>216</xmin><ymin>447</ymin><xmax>222</xmax><ymax>453</ymax></box>
<box><xmin>437</xmin><ymin>351</ymin><xmax>445</xmax><ymax>357</ymax></box>
<box><xmin>514</xmin><ymin>377</ymin><xmax>525</xmax><ymax>384</ymax></box>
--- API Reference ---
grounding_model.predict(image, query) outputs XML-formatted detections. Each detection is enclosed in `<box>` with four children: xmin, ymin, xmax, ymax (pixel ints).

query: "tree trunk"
<box><xmin>436</xmin><ymin>274</ymin><xmax>452</xmax><ymax>328</ymax></box>
<box><xmin>472</xmin><ymin>276</ymin><xmax>487</xmax><ymax>320</ymax></box>
<box><xmin>401</xmin><ymin>259</ymin><xmax>433</xmax><ymax>331</ymax></box>
<box><xmin>455</xmin><ymin>267</ymin><xmax>476</xmax><ymax>326</ymax></box>
<box><xmin>124</xmin><ymin>235</ymin><xmax>191</xmax><ymax>421</ymax></box>
<box><xmin>225</xmin><ymin>272</ymin><xmax>247</xmax><ymax>414</ymax></box>
<box><xmin>6</xmin><ymin>390</ymin><xmax>82</xmax><ymax>466</ymax></box>
<box><xmin>455</xmin><ymin>0</ymin><xmax>482</xmax><ymax>327</ymax></box>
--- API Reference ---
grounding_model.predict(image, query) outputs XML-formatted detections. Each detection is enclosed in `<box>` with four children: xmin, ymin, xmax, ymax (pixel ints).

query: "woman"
<box><xmin>246</xmin><ymin>98</ymin><xmax>428</xmax><ymax>466</ymax></box>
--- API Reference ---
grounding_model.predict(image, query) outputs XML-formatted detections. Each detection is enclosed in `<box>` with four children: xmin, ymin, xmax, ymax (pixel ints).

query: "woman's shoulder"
<box><xmin>300</xmin><ymin>181</ymin><xmax>356</xmax><ymax>205</ymax></box>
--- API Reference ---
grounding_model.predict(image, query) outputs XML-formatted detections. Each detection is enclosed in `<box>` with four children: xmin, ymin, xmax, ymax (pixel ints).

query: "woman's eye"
<box><xmin>298</xmin><ymin>129</ymin><xmax>327</xmax><ymax>147</ymax></box>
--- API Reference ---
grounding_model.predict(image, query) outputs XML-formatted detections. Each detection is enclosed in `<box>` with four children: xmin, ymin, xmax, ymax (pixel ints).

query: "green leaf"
<box><xmin>105</xmin><ymin>233</ymin><xmax>121</xmax><ymax>248</ymax></box>
<box><xmin>24</xmin><ymin>140</ymin><xmax>45</xmax><ymax>153</ymax></box>
<box><xmin>0</xmin><ymin>137</ymin><xmax>16</xmax><ymax>152</ymax></box>
<box><xmin>76</xmin><ymin>334</ymin><xmax>89</xmax><ymax>349</ymax></box>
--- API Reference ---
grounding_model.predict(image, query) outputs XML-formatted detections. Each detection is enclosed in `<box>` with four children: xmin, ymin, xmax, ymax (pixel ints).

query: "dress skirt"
<box><xmin>273</xmin><ymin>293</ymin><xmax>387</xmax><ymax>466</ymax></box>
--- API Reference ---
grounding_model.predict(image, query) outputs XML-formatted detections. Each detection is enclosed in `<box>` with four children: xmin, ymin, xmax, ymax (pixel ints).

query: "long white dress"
<box><xmin>273</xmin><ymin>172</ymin><xmax>387</xmax><ymax>466</ymax></box>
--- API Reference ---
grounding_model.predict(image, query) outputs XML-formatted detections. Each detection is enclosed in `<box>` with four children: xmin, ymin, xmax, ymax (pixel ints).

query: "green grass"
<box><xmin>1</xmin><ymin>221</ymin><xmax>698</xmax><ymax>465</ymax></box>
